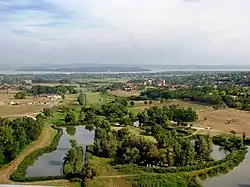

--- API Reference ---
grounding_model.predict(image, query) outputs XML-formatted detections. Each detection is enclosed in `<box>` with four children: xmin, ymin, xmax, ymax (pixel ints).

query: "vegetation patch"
<box><xmin>63</xmin><ymin>140</ymin><xmax>84</xmax><ymax>180</ymax></box>
<box><xmin>10</xmin><ymin>126</ymin><xmax>63</xmax><ymax>182</ymax></box>
<box><xmin>0</xmin><ymin>116</ymin><xmax>44</xmax><ymax>167</ymax></box>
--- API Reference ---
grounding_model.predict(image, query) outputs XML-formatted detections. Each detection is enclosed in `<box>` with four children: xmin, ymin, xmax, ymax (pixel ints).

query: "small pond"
<box><xmin>211</xmin><ymin>144</ymin><xmax>227</xmax><ymax>161</ymax></box>
<box><xmin>204</xmin><ymin>146</ymin><xmax>250</xmax><ymax>187</ymax></box>
<box><xmin>26</xmin><ymin>126</ymin><xmax>94</xmax><ymax>177</ymax></box>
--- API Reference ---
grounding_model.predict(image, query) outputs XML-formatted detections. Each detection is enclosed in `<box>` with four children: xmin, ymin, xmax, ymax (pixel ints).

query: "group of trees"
<box><xmin>0</xmin><ymin>116</ymin><xmax>44</xmax><ymax>167</ymax></box>
<box><xmin>92</xmin><ymin>120</ymin><xmax>212</xmax><ymax>168</ymax></box>
<box><xmin>28</xmin><ymin>85</ymin><xmax>77</xmax><ymax>97</ymax></box>
<box><xmin>137</xmin><ymin>105</ymin><xmax>198</xmax><ymax>127</ymax></box>
<box><xmin>138</xmin><ymin>86</ymin><xmax>250</xmax><ymax>110</ymax></box>
<box><xmin>77</xmin><ymin>93</ymin><xmax>86</xmax><ymax>107</ymax></box>
<box><xmin>99</xmin><ymin>98</ymin><xmax>128</xmax><ymax>121</ymax></box>
<box><xmin>63</xmin><ymin>140</ymin><xmax>83</xmax><ymax>178</ymax></box>
<box><xmin>14</xmin><ymin>91</ymin><xmax>26</xmax><ymax>99</ymax></box>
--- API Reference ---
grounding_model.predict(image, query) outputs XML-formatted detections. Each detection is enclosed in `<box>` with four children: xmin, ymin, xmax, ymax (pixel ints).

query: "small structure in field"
<box><xmin>9</xmin><ymin>101</ymin><xmax>20</xmax><ymax>105</ymax></box>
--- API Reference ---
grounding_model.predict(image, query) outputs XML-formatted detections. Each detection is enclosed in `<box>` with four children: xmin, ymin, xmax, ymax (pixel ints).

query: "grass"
<box><xmin>112</xmin><ymin>126</ymin><xmax>157</xmax><ymax>143</ymax></box>
<box><xmin>129</xmin><ymin>99</ymin><xmax>209</xmax><ymax>113</ymax></box>
<box><xmin>85</xmin><ymin>156</ymin><xmax>131</xmax><ymax>187</ymax></box>
<box><xmin>21</xmin><ymin>180</ymin><xmax>80</xmax><ymax>187</ymax></box>
<box><xmin>49</xmin><ymin>92</ymin><xmax>115</xmax><ymax>125</ymax></box>
<box><xmin>110</xmin><ymin>90</ymin><xmax>141</xmax><ymax>97</ymax></box>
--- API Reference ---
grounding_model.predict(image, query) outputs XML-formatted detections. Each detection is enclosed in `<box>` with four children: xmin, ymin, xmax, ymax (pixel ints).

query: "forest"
<box><xmin>0</xmin><ymin>116</ymin><xmax>44</xmax><ymax>167</ymax></box>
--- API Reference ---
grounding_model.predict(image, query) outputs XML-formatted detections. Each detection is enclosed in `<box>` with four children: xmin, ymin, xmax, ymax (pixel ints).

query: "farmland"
<box><xmin>0</xmin><ymin>93</ymin><xmax>59</xmax><ymax>117</ymax></box>
<box><xmin>196</xmin><ymin>108</ymin><xmax>250</xmax><ymax>136</ymax></box>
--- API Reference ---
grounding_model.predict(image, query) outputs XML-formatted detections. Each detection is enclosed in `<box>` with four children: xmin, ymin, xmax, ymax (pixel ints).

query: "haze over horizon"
<box><xmin>1</xmin><ymin>0</ymin><xmax>250</xmax><ymax>66</ymax></box>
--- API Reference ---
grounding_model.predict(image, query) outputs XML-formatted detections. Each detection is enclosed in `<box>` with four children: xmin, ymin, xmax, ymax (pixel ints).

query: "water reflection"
<box><xmin>66</xmin><ymin>126</ymin><xmax>76</xmax><ymax>136</ymax></box>
<box><xmin>25</xmin><ymin>126</ymin><xmax>94</xmax><ymax>177</ymax></box>
<box><xmin>204</xmin><ymin>147</ymin><xmax>250</xmax><ymax>187</ymax></box>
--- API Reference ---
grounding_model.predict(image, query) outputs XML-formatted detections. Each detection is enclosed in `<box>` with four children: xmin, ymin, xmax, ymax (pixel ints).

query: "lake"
<box><xmin>25</xmin><ymin>126</ymin><xmax>94</xmax><ymax>177</ymax></box>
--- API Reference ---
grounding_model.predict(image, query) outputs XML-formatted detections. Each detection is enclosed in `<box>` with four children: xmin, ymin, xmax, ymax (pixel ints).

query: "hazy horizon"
<box><xmin>1</xmin><ymin>0</ymin><xmax>250</xmax><ymax>65</ymax></box>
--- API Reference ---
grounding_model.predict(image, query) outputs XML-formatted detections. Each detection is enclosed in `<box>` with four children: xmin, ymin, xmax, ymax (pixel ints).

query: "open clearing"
<box><xmin>195</xmin><ymin>108</ymin><xmax>250</xmax><ymax>136</ymax></box>
<box><xmin>129</xmin><ymin>99</ymin><xmax>250</xmax><ymax>136</ymax></box>
<box><xmin>130</xmin><ymin>99</ymin><xmax>209</xmax><ymax>113</ymax></box>
<box><xmin>0</xmin><ymin>93</ymin><xmax>59</xmax><ymax>117</ymax></box>
<box><xmin>85</xmin><ymin>157</ymin><xmax>131</xmax><ymax>187</ymax></box>
<box><xmin>110</xmin><ymin>90</ymin><xmax>141</xmax><ymax>97</ymax></box>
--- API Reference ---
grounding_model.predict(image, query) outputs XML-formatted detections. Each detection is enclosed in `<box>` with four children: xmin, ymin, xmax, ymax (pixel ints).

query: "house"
<box><xmin>47</xmin><ymin>95</ymin><xmax>62</xmax><ymax>99</ymax></box>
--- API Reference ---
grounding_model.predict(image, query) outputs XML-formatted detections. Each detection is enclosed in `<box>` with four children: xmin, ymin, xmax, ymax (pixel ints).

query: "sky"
<box><xmin>1</xmin><ymin>0</ymin><xmax>250</xmax><ymax>66</ymax></box>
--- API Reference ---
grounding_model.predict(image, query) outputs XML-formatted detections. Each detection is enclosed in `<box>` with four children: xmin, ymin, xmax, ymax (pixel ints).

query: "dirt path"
<box><xmin>94</xmin><ymin>174</ymin><xmax>137</xmax><ymax>179</ymax></box>
<box><xmin>22</xmin><ymin>180</ymin><xmax>74</xmax><ymax>187</ymax></box>
<box><xmin>0</xmin><ymin>125</ymin><xmax>56</xmax><ymax>184</ymax></box>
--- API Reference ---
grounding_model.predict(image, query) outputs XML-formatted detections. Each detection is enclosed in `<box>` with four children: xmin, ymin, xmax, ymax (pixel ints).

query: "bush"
<box><xmin>10</xmin><ymin>126</ymin><xmax>64</xmax><ymax>182</ymax></box>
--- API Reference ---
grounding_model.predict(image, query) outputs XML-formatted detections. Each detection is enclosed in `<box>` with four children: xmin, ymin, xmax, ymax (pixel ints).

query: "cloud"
<box><xmin>1</xmin><ymin>0</ymin><xmax>250</xmax><ymax>65</ymax></box>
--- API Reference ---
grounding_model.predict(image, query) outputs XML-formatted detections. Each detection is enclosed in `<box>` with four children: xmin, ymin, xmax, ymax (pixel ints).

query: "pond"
<box><xmin>211</xmin><ymin>144</ymin><xmax>226</xmax><ymax>161</ymax></box>
<box><xmin>26</xmin><ymin>126</ymin><xmax>94</xmax><ymax>177</ymax></box>
<box><xmin>204</xmin><ymin>146</ymin><xmax>250</xmax><ymax>187</ymax></box>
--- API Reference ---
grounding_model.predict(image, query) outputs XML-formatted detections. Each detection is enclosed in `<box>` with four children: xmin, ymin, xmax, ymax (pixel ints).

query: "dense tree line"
<box><xmin>0</xmin><ymin>116</ymin><xmax>44</xmax><ymax>167</ymax></box>
<box><xmin>137</xmin><ymin>105</ymin><xmax>197</xmax><ymax>127</ymax></box>
<box><xmin>27</xmin><ymin>85</ymin><xmax>77</xmax><ymax>96</ymax></box>
<box><xmin>137</xmin><ymin>86</ymin><xmax>250</xmax><ymax>110</ymax></box>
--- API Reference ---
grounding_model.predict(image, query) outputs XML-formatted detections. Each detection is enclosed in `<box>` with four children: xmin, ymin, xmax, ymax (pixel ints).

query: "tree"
<box><xmin>242</xmin><ymin>132</ymin><xmax>246</xmax><ymax>140</ymax></box>
<box><xmin>129</xmin><ymin>111</ymin><xmax>137</xmax><ymax>122</ymax></box>
<box><xmin>149</xmin><ymin>100</ymin><xmax>153</xmax><ymax>105</ymax></box>
<box><xmin>122</xmin><ymin>147</ymin><xmax>140</xmax><ymax>164</ymax></box>
<box><xmin>65</xmin><ymin>111</ymin><xmax>76</xmax><ymax>123</ymax></box>
<box><xmin>119</xmin><ymin>117</ymin><xmax>133</xmax><ymax>126</ymax></box>
<box><xmin>61</xmin><ymin>94</ymin><xmax>65</xmax><ymax>100</ymax></box>
<box><xmin>180</xmin><ymin>140</ymin><xmax>195</xmax><ymax>166</ymax></box>
<box><xmin>85</xmin><ymin>123</ymin><xmax>95</xmax><ymax>131</ymax></box>
<box><xmin>14</xmin><ymin>91</ymin><xmax>26</xmax><ymax>99</ymax></box>
<box><xmin>160</xmin><ymin>99</ymin><xmax>165</xmax><ymax>104</ymax></box>
<box><xmin>79</xmin><ymin>111</ymin><xmax>85</xmax><ymax>122</ymax></box>
<box><xmin>43</xmin><ymin>108</ymin><xmax>52</xmax><ymax>119</ymax></box>
<box><xmin>66</xmin><ymin>126</ymin><xmax>76</xmax><ymax>136</ymax></box>
<box><xmin>130</xmin><ymin>101</ymin><xmax>135</xmax><ymax>107</ymax></box>
<box><xmin>144</xmin><ymin>101</ymin><xmax>148</xmax><ymax>105</ymax></box>
<box><xmin>194</xmin><ymin>135</ymin><xmax>212</xmax><ymax>161</ymax></box>
<box><xmin>137</xmin><ymin>111</ymin><xmax>148</xmax><ymax>125</ymax></box>
<box><xmin>77</xmin><ymin>93</ymin><xmax>86</xmax><ymax>106</ymax></box>
<box><xmin>147</xmin><ymin>144</ymin><xmax>159</xmax><ymax>164</ymax></box>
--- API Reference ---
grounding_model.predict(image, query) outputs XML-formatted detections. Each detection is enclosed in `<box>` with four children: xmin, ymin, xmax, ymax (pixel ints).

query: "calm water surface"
<box><xmin>26</xmin><ymin>126</ymin><xmax>94</xmax><ymax>177</ymax></box>
<box><xmin>204</xmin><ymin>147</ymin><xmax>250</xmax><ymax>187</ymax></box>
<box><xmin>211</xmin><ymin>144</ymin><xmax>226</xmax><ymax>161</ymax></box>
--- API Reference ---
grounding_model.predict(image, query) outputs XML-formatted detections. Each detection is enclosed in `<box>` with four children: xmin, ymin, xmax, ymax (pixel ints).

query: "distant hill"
<box><xmin>17</xmin><ymin>65</ymin><xmax>151</xmax><ymax>72</ymax></box>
